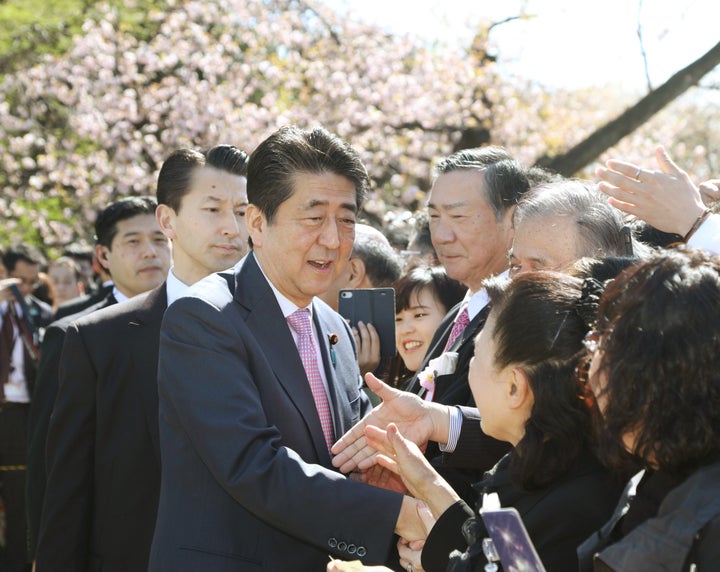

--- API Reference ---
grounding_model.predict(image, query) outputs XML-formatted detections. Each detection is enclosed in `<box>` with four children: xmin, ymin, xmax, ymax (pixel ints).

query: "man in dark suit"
<box><xmin>26</xmin><ymin>196</ymin><xmax>165</xmax><ymax>557</ymax></box>
<box><xmin>35</xmin><ymin>145</ymin><xmax>250</xmax><ymax>572</ymax></box>
<box><xmin>0</xmin><ymin>243</ymin><xmax>53</xmax><ymax>572</ymax></box>
<box><xmin>333</xmin><ymin>177</ymin><xmax>640</xmax><ymax>481</ymax></box>
<box><xmin>149</xmin><ymin>127</ymin><xmax>424</xmax><ymax>572</ymax></box>
<box><xmin>393</xmin><ymin>149</ymin><xmax>530</xmax><ymax>500</ymax></box>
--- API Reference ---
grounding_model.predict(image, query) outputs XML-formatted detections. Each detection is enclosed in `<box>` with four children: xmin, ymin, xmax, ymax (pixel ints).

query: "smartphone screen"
<box><xmin>479</xmin><ymin>507</ymin><xmax>546</xmax><ymax>572</ymax></box>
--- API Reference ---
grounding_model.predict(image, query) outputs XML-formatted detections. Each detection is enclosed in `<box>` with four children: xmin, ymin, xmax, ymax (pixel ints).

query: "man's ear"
<box><xmin>507</xmin><ymin>367</ymin><xmax>533</xmax><ymax>410</ymax></box>
<box><xmin>156</xmin><ymin>204</ymin><xmax>177</xmax><ymax>240</ymax></box>
<box><xmin>95</xmin><ymin>244</ymin><xmax>111</xmax><ymax>271</ymax></box>
<box><xmin>245</xmin><ymin>204</ymin><xmax>265</xmax><ymax>248</ymax></box>
<box><xmin>346</xmin><ymin>258</ymin><xmax>366</xmax><ymax>288</ymax></box>
<box><xmin>503</xmin><ymin>206</ymin><xmax>516</xmax><ymax>248</ymax></box>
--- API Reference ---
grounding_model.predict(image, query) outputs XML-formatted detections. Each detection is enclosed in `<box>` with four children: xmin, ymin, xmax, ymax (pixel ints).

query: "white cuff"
<box><xmin>438</xmin><ymin>406</ymin><xmax>463</xmax><ymax>453</ymax></box>
<box><xmin>688</xmin><ymin>213</ymin><xmax>720</xmax><ymax>255</ymax></box>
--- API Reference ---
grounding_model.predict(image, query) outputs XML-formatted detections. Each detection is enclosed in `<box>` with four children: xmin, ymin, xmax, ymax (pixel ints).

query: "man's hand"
<box><xmin>396</xmin><ymin>496</ymin><xmax>429</xmax><ymax>543</ymax></box>
<box><xmin>596</xmin><ymin>145</ymin><xmax>707</xmax><ymax>236</ymax></box>
<box><xmin>331</xmin><ymin>374</ymin><xmax>448</xmax><ymax>474</ymax></box>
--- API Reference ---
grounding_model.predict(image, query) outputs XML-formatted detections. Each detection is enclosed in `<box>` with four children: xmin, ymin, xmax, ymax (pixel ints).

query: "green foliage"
<box><xmin>0</xmin><ymin>0</ymin><xmax>169</xmax><ymax>74</ymax></box>
<box><xmin>0</xmin><ymin>195</ymin><xmax>76</xmax><ymax>258</ymax></box>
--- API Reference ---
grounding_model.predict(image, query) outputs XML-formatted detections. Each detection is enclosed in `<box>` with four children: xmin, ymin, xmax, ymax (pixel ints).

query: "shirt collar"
<box><xmin>112</xmin><ymin>286</ymin><xmax>129</xmax><ymax>304</ymax></box>
<box><xmin>166</xmin><ymin>267</ymin><xmax>192</xmax><ymax>306</ymax></box>
<box><xmin>467</xmin><ymin>269</ymin><xmax>509</xmax><ymax>320</ymax></box>
<box><xmin>253</xmin><ymin>253</ymin><xmax>313</xmax><ymax>319</ymax></box>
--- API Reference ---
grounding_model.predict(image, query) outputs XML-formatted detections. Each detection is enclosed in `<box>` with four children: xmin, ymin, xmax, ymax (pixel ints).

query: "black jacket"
<box><xmin>578</xmin><ymin>462</ymin><xmax>720</xmax><ymax>571</ymax></box>
<box><xmin>405</xmin><ymin>302</ymin><xmax>510</xmax><ymax>502</ymax></box>
<box><xmin>423</xmin><ymin>448</ymin><xmax>623</xmax><ymax>572</ymax></box>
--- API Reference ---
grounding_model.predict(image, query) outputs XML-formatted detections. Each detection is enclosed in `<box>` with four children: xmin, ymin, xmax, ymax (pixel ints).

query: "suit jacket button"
<box><xmin>328</xmin><ymin>537</ymin><xmax>338</xmax><ymax>549</ymax></box>
<box><xmin>347</xmin><ymin>544</ymin><xmax>356</xmax><ymax>555</ymax></box>
<box><xmin>338</xmin><ymin>541</ymin><xmax>347</xmax><ymax>552</ymax></box>
<box><xmin>356</xmin><ymin>546</ymin><xmax>367</xmax><ymax>557</ymax></box>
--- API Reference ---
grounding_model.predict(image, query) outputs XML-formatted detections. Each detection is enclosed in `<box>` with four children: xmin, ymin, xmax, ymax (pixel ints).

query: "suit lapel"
<box><xmin>235</xmin><ymin>255</ymin><xmax>331</xmax><ymax>462</ymax></box>
<box><xmin>312</xmin><ymin>303</ymin><xmax>347</xmax><ymax>443</ymax></box>
<box><xmin>128</xmin><ymin>285</ymin><xmax>168</xmax><ymax>463</ymax></box>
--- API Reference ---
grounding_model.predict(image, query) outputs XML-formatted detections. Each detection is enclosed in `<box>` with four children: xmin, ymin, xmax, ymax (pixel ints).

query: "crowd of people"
<box><xmin>1</xmin><ymin>127</ymin><xmax>719</xmax><ymax>572</ymax></box>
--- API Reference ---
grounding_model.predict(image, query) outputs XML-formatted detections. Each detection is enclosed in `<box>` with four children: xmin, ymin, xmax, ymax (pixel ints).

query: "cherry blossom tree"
<box><xmin>1</xmin><ymin>0</ymin><xmax>718</xmax><ymax>251</ymax></box>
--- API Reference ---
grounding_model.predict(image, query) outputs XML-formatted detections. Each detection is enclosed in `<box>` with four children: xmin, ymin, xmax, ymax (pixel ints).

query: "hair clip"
<box><xmin>328</xmin><ymin>333</ymin><xmax>338</xmax><ymax>366</ymax></box>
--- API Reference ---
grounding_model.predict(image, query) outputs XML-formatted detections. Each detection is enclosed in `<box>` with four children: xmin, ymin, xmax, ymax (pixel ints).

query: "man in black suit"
<box><xmin>26</xmin><ymin>196</ymin><xmax>167</xmax><ymax>558</ymax></box>
<box><xmin>35</xmin><ymin>144</ymin><xmax>250</xmax><ymax>572</ymax></box>
<box><xmin>0</xmin><ymin>243</ymin><xmax>53</xmax><ymax>572</ymax></box>
<box><xmin>149</xmin><ymin>127</ymin><xmax>424</xmax><ymax>571</ymax></box>
<box><xmin>393</xmin><ymin>149</ymin><xmax>531</xmax><ymax>499</ymax></box>
<box><xmin>333</xmin><ymin>177</ymin><xmax>642</xmax><ymax>484</ymax></box>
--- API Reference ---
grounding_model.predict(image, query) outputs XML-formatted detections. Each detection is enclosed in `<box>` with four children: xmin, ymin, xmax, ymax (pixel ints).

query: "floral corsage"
<box><xmin>418</xmin><ymin>351</ymin><xmax>458</xmax><ymax>401</ymax></box>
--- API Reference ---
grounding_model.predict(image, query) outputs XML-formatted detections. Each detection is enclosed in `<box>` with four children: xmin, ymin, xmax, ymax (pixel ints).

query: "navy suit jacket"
<box><xmin>149</xmin><ymin>254</ymin><xmax>402</xmax><ymax>571</ymax></box>
<box><xmin>36</xmin><ymin>286</ymin><xmax>167</xmax><ymax>572</ymax></box>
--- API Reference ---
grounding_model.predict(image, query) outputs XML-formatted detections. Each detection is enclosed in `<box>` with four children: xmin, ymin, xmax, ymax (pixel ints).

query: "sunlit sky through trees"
<box><xmin>335</xmin><ymin>0</ymin><xmax>719</xmax><ymax>94</ymax></box>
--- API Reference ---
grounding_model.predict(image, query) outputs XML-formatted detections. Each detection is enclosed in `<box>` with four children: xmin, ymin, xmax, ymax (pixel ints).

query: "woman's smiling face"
<box><xmin>395</xmin><ymin>286</ymin><xmax>449</xmax><ymax>372</ymax></box>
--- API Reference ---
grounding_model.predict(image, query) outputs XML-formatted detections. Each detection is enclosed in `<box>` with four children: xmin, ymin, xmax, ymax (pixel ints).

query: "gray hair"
<box><xmin>514</xmin><ymin>180</ymin><xmax>647</xmax><ymax>259</ymax></box>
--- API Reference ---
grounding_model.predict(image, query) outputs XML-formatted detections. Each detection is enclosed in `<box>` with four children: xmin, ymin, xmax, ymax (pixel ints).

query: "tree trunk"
<box><xmin>535</xmin><ymin>40</ymin><xmax>720</xmax><ymax>176</ymax></box>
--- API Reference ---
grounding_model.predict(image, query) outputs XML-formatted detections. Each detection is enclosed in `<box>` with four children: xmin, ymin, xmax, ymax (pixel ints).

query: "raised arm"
<box><xmin>596</xmin><ymin>145</ymin><xmax>707</xmax><ymax>237</ymax></box>
<box><xmin>331</xmin><ymin>373</ymin><xmax>452</xmax><ymax>474</ymax></box>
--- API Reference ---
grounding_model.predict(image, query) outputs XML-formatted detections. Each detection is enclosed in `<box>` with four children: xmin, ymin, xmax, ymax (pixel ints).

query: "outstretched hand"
<box><xmin>366</xmin><ymin>423</ymin><xmax>459</xmax><ymax>518</ymax></box>
<box><xmin>596</xmin><ymin>145</ymin><xmax>706</xmax><ymax>236</ymax></box>
<box><xmin>331</xmin><ymin>373</ymin><xmax>444</xmax><ymax>474</ymax></box>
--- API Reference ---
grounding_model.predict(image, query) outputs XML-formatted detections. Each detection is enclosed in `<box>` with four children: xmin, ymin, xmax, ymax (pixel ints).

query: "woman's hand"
<box><xmin>366</xmin><ymin>423</ymin><xmax>460</xmax><ymax>519</ymax></box>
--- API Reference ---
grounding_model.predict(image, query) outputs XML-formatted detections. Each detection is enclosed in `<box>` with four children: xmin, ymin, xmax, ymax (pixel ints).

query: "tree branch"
<box><xmin>637</xmin><ymin>0</ymin><xmax>652</xmax><ymax>91</ymax></box>
<box><xmin>535</xmin><ymin>39</ymin><xmax>720</xmax><ymax>176</ymax></box>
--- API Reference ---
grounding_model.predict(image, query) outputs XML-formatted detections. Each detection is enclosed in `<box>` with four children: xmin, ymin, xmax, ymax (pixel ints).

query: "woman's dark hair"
<box><xmin>571</xmin><ymin>256</ymin><xmax>641</xmax><ymax>284</ymax></box>
<box><xmin>485</xmin><ymin>271</ymin><xmax>595</xmax><ymax>489</ymax></box>
<box><xmin>386</xmin><ymin>266</ymin><xmax>465</xmax><ymax>387</ymax></box>
<box><xmin>395</xmin><ymin>265</ymin><xmax>466</xmax><ymax>315</ymax></box>
<box><xmin>594</xmin><ymin>248</ymin><xmax>720</xmax><ymax>474</ymax></box>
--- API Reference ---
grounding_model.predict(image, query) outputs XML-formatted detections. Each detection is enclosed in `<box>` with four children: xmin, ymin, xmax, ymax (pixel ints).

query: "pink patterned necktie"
<box><xmin>444</xmin><ymin>303</ymin><xmax>470</xmax><ymax>351</ymax></box>
<box><xmin>287</xmin><ymin>308</ymin><xmax>335</xmax><ymax>452</ymax></box>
